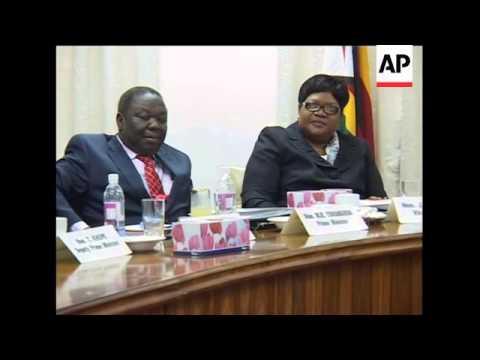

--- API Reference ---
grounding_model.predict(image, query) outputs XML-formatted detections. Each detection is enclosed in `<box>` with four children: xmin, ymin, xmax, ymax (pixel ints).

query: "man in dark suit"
<box><xmin>242</xmin><ymin>74</ymin><xmax>386</xmax><ymax>208</ymax></box>
<box><xmin>57</xmin><ymin>87</ymin><xmax>192</xmax><ymax>231</ymax></box>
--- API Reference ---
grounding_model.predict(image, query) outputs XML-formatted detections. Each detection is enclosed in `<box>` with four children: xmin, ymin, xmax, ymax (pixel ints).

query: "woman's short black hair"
<box><xmin>298</xmin><ymin>74</ymin><xmax>349</xmax><ymax>110</ymax></box>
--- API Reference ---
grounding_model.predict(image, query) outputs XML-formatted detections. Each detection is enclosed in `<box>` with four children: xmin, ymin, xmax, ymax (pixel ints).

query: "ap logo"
<box><xmin>376</xmin><ymin>45</ymin><xmax>413</xmax><ymax>87</ymax></box>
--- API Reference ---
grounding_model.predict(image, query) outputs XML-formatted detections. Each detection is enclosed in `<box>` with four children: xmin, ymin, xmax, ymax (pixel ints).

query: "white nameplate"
<box><xmin>57</xmin><ymin>225</ymin><xmax>132</xmax><ymax>263</ymax></box>
<box><xmin>281</xmin><ymin>205</ymin><xmax>368</xmax><ymax>236</ymax></box>
<box><xmin>387</xmin><ymin>197</ymin><xmax>422</xmax><ymax>223</ymax></box>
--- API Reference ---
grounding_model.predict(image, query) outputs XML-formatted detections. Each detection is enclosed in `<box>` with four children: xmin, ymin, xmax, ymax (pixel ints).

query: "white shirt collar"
<box><xmin>116</xmin><ymin>135</ymin><xmax>139</xmax><ymax>160</ymax></box>
<box><xmin>325</xmin><ymin>131</ymin><xmax>340</xmax><ymax>165</ymax></box>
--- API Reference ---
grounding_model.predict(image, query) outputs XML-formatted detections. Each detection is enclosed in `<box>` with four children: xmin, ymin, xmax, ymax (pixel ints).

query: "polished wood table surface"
<box><xmin>56</xmin><ymin>222</ymin><xmax>422</xmax><ymax>315</ymax></box>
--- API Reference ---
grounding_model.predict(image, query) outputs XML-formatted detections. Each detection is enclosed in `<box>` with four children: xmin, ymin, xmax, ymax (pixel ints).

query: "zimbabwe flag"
<box><xmin>335</xmin><ymin>46</ymin><xmax>375</xmax><ymax>158</ymax></box>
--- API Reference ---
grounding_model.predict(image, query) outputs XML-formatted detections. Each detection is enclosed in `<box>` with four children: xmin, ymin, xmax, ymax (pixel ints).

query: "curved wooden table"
<box><xmin>56</xmin><ymin>222</ymin><xmax>422</xmax><ymax>314</ymax></box>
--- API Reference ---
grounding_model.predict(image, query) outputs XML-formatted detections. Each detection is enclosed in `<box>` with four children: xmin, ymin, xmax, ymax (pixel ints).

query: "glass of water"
<box><xmin>142</xmin><ymin>198</ymin><xmax>165</xmax><ymax>237</ymax></box>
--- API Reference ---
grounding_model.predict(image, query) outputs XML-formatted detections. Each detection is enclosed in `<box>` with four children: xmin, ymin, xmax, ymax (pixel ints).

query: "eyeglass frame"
<box><xmin>302</xmin><ymin>101</ymin><xmax>341</xmax><ymax>115</ymax></box>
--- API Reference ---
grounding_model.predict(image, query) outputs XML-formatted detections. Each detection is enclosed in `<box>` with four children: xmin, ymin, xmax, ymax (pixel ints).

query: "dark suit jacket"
<box><xmin>56</xmin><ymin>134</ymin><xmax>192</xmax><ymax>228</ymax></box>
<box><xmin>242</xmin><ymin>122</ymin><xmax>387</xmax><ymax>208</ymax></box>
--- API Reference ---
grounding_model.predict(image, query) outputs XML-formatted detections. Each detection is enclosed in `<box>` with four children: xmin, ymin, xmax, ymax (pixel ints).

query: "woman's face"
<box><xmin>298</xmin><ymin>92</ymin><xmax>341</xmax><ymax>142</ymax></box>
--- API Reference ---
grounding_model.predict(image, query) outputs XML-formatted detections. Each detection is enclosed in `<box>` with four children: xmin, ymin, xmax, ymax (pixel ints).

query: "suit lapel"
<box><xmin>107</xmin><ymin>137</ymin><xmax>150</xmax><ymax>200</ymax></box>
<box><xmin>333</xmin><ymin>132</ymin><xmax>359</xmax><ymax>173</ymax></box>
<box><xmin>286</xmin><ymin>122</ymin><xmax>335</xmax><ymax>169</ymax></box>
<box><xmin>156</xmin><ymin>144</ymin><xmax>181</xmax><ymax>177</ymax></box>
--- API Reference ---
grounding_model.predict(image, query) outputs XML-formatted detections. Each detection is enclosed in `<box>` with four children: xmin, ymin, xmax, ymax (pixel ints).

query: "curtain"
<box><xmin>56</xmin><ymin>46</ymin><xmax>160</xmax><ymax>158</ymax></box>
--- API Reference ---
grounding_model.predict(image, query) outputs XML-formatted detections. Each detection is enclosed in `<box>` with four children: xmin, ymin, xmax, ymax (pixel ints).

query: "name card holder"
<box><xmin>386</xmin><ymin>197</ymin><xmax>422</xmax><ymax>224</ymax></box>
<box><xmin>281</xmin><ymin>205</ymin><xmax>368</xmax><ymax>236</ymax></box>
<box><xmin>57</xmin><ymin>225</ymin><xmax>132</xmax><ymax>263</ymax></box>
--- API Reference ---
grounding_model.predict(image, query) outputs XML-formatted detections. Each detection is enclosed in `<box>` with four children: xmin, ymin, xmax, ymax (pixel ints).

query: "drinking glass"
<box><xmin>190</xmin><ymin>188</ymin><xmax>213</xmax><ymax>217</ymax></box>
<box><xmin>142</xmin><ymin>198</ymin><xmax>165</xmax><ymax>237</ymax></box>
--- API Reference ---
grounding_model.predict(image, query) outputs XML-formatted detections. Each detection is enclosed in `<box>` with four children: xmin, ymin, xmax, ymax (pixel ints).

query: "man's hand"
<box><xmin>70</xmin><ymin>221</ymin><xmax>90</xmax><ymax>232</ymax></box>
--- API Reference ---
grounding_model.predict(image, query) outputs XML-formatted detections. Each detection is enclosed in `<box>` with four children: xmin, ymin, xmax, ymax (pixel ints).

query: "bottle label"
<box><xmin>105</xmin><ymin>202</ymin><xmax>124</xmax><ymax>222</ymax></box>
<box><xmin>215</xmin><ymin>192</ymin><xmax>235</xmax><ymax>211</ymax></box>
<box><xmin>105</xmin><ymin>202</ymin><xmax>118</xmax><ymax>220</ymax></box>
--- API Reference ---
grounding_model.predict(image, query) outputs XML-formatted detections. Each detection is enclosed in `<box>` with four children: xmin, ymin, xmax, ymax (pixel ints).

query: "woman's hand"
<box><xmin>367</xmin><ymin>196</ymin><xmax>387</xmax><ymax>200</ymax></box>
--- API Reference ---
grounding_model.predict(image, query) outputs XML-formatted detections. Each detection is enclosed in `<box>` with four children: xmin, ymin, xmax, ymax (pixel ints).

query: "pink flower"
<box><xmin>312</xmin><ymin>191</ymin><xmax>325</xmax><ymax>203</ymax></box>
<box><xmin>287</xmin><ymin>193</ymin><xmax>295</xmax><ymax>208</ymax></box>
<box><xmin>188</xmin><ymin>235</ymin><xmax>201</xmax><ymax>250</ymax></box>
<box><xmin>240</xmin><ymin>228</ymin><xmax>250</xmax><ymax>245</ymax></box>
<box><xmin>172</xmin><ymin>224</ymin><xmax>185</xmax><ymax>242</ymax></box>
<box><xmin>209</xmin><ymin>222</ymin><xmax>222</xmax><ymax>234</ymax></box>
<box><xmin>226</xmin><ymin>222</ymin><xmax>238</xmax><ymax>240</ymax></box>
<box><xmin>201</xmin><ymin>232</ymin><xmax>214</xmax><ymax>250</ymax></box>
<box><xmin>303</xmin><ymin>191</ymin><xmax>313</xmax><ymax>207</ymax></box>
<box><xmin>199</xmin><ymin>223</ymin><xmax>214</xmax><ymax>250</ymax></box>
<box><xmin>329</xmin><ymin>193</ymin><xmax>338</xmax><ymax>204</ymax></box>
<box><xmin>200</xmin><ymin>223</ymin><xmax>208</xmax><ymax>238</ymax></box>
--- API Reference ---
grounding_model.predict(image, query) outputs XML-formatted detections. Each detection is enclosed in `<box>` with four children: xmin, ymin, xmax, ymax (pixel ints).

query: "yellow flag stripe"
<box><xmin>344</xmin><ymin>88</ymin><xmax>356</xmax><ymax>135</ymax></box>
<box><xmin>358</xmin><ymin>46</ymin><xmax>371</xmax><ymax>95</ymax></box>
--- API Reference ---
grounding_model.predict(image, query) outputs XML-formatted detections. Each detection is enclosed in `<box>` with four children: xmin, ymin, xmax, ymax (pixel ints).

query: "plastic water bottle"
<box><xmin>104</xmin><ymin>173</ymin><xmax>125</xmax><ymax>235</ymax></box>
<box><xmin>214</xmin><ymin>170</ymin><xmax>236</xmax><ymax>214</ymax></box>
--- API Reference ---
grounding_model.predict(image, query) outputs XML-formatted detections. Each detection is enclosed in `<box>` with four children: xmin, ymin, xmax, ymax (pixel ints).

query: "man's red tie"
<box><xmin>137</xmin><ymin>155</ymin><xmax>165</xmax><ymax>199</ymax></box>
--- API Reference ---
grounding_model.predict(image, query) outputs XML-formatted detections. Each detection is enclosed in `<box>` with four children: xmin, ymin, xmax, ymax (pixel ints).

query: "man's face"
<box><xmin>117</xmin><ymin>93</ymin><xmax>168</xmax><ymax>155</ymax></box>
<box><xmin>298</xmin><ymin>92</ymin><xmax>341</xmax><ymax>142</ymax></box>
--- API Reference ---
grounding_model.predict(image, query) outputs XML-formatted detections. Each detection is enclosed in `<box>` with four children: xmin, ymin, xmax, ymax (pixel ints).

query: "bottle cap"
<box><xmin>108</xmin><ymin>173</ymin><xmax>119</xmax><ymax>184</ymax></box>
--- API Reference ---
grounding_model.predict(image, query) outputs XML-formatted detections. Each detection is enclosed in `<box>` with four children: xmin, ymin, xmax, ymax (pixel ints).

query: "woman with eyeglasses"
<box><xmin>241</xmin><ymin>74</ymin><xmax>387</xmax><ymax>208</ymax></box>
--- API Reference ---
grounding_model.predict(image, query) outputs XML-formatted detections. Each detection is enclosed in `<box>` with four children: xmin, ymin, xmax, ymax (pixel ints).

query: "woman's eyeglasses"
<box><xmin>303</xmin><ymin>102</ymin><xmax>340</xmax><ymax>115</ymax></box>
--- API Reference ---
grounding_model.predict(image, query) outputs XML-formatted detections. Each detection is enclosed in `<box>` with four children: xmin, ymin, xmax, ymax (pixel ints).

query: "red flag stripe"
<box><xmin>376</xmin><ymin>82</ymin><xmax>412</xmax><ymax>87</ymax></box>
